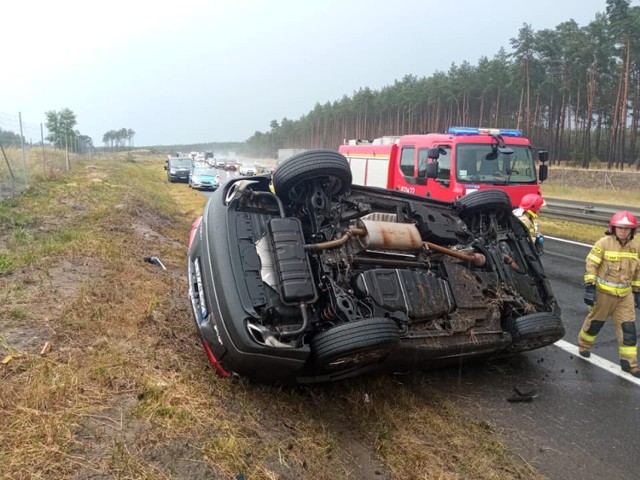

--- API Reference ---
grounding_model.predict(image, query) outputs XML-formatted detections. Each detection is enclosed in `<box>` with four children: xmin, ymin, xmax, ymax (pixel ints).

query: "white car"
<box><xmin>239</xmin><ymin>164</ymin><xmax>256</xmax><ymax>176</ymax></box>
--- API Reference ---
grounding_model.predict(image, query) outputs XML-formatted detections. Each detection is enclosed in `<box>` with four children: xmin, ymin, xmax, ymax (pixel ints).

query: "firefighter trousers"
<box><xmin>578</xmin><ymin>291</ymin><xmax>638</xmax><ymax>370</ymax></box>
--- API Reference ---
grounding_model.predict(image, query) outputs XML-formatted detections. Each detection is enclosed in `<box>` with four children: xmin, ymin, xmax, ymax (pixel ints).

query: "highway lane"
<box><xmin>198</xmin><ymin>181</ymin><xmax>639</xmax><ymax>479</ymax></box>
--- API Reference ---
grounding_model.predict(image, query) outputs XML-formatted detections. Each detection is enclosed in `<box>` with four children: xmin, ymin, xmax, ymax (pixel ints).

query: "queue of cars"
<box><xmin>166</xmin><ymin>151</ymin><xmax>268</xmax><ymax>193</ymax></box>
<box><xmin>165</xmin><ymin>156</ymin><xmax>221</xmax><ymax>191</ymax></box>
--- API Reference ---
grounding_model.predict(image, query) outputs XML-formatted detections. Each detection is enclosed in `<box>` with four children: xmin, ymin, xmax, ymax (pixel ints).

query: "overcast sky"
<box><xmin>1</xmin><ymin>0</ymin><xmax>628</xmax><ymax>146</ymax></box>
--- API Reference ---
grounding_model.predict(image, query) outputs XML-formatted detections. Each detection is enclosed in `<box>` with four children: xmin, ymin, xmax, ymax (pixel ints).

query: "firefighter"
<box><xmin>268</xmin><ymin>167</ymin><xmax>276</xmax><ymax>194</ymax></box>
<box><xmin>513</xmin><ymin>193</ymin><xmax>545</xmax><ymax>254</ymax></box>
<box><xmin>578</xmin><ymin>210</ymin><xmax>640</xmax><ymax>377</ymax></box>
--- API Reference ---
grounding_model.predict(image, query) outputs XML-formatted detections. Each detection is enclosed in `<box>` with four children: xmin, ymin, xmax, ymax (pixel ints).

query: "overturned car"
<box><xmin>187</xmin><ymin>150</ymin><xmax>564</xmax><ymax>384</ymax></box>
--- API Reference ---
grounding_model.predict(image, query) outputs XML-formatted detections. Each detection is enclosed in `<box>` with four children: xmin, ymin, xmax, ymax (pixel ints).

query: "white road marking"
<box><xmin>546</xmin><ymin>236</ymin><xmax>592</xmax><ymax>248</ymax></box>
<box><xmin>543</xmin><ymin>250</ymin><xmax>585</xmax><ymax>263</ymax></box>
<box><xmin>554</xmin><ymin>339</ymin><xmax>640</xmax><ymax>386</ymax></box>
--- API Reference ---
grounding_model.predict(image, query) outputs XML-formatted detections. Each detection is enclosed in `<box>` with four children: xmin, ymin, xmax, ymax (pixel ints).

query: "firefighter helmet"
<box><xmin>519</xmin><ymin>193</ymin><xmax>545</xmax><ymax>213</ymax></box>
<box><xmin>609</xmin><ymin>210</ymin><xmax>638</xmax><ymax>234</ymax></box>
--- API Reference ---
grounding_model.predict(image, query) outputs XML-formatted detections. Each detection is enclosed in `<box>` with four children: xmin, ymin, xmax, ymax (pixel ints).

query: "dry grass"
<box><xmin>0</xmin><ymin>155</ymin><xmax>548</xmax><ymax>479</ymax></box>
<box><xmin>539</xmin><ymin>218</ymin><xmax>605</xmax><ymax>243</ymax></box>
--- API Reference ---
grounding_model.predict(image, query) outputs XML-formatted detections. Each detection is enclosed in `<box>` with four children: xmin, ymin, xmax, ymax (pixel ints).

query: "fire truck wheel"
<box><xmin>273</xmin><ymin>149</ymin><xmax>352</xmax><ymax>203</ymax></box>
<box><xmin>454</xmin><ymin>189</ymin><xmax>512</xmax><ymax>217</ymax></box>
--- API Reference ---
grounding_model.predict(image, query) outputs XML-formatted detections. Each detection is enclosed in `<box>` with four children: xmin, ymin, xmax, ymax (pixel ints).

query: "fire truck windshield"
<box><xmin>455</xmin><ymin>144</ymin><xmax>536</xmax><ymax>185</ymax></box>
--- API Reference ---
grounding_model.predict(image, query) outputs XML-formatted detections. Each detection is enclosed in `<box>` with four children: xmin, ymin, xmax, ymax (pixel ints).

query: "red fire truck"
<box><xmin>338</xmin><ymin>127</ymin><xmax>549</xmax><ymax>206</ymax></box>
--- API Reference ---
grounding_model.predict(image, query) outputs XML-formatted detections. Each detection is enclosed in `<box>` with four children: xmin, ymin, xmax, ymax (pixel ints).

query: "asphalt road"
<box><xmin>198</xmin><ymin>178</ymin><xmax>639</xmax><ymax>480</ymax></box>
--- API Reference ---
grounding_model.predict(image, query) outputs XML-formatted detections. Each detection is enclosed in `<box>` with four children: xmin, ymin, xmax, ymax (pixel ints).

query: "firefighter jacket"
<box><xmin>513</xmin><ymin>208</ymin><xmax>539</xmax><ymax>241</ymax></box>
<box><xmin>584</xmin><ymin>235</ymin><xmax>640</xmax><ymax>296</ymax></box>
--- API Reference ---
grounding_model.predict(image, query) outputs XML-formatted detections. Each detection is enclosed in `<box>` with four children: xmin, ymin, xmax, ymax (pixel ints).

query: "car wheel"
<box><xmin>455</xmin><ymin>190</ymin><xmax>512</xmax><ymax>217</ymax></box>
<box><xmin>273</xmin><ymin>149</ymin><xmax>352</xmax><ymax>203</ymax></box>
<box><xmin>310</xmin><ymin>317</ymin><xmax>400</xmax><ymax>373</ymax></box>
<box><xmin>506</xmin><ymin>312</ymin><xmax>565</xmax><ymax>352</ymax></box>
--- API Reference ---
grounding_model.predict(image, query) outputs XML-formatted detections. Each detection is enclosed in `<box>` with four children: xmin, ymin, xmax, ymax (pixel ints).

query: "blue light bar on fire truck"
<box><xmin>448</xmin><ymin>126</ymin><xmax>523</xmax><ymax>137</ymax></box>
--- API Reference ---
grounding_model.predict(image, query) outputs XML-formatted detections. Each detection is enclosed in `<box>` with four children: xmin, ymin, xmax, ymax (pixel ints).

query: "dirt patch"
<box><xmin>130</xmin><ymin>221</ymin><xmax>184</xmax><ymax>251</ymax></box>
<box><xmin>0</xmin><ymin>323</ymin><xmax>54</xmax><ymax>356</ymax></box>
<box><xmin>46</xmin><ymin>258</ymin><xmax>103</xmax><ymax>304</ymax></box>
<box><xmin>0</xmin><ymin>258</ymin><xmax>102</xmax><ymax>355</ymax></box>
<box><xmin>116</xmin><ymin>200</ymin><xmax>186</xmax><ymax>251</ymax></box>
<box><xmin>72</xmin><ymin>395</ymin><xmax>219</xmax><ymax>479</ymax></box>
<box><xmin>85</xmin><ymin>165</ymin><xmax>108</xmax><ymax>180</ymax></box>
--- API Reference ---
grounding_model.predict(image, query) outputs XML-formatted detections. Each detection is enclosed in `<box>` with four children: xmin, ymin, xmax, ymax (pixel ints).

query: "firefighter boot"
<box><xmin>578</xmin><ymin>320</ymin><xmax>605</xmax><ymax>358</ymax></box>
<box><xmin>619</xmin><ymin>322</ymin><xmax>639</xmax><ymax>377</ymax></box>
<box><xmin>620</xmin><ymin>359</ymin><xmax>640</xmax><ymax>377</ymax></box>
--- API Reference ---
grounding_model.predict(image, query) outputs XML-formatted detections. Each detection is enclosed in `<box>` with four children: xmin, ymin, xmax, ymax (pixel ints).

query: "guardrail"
<box><xmin>541</xmin><ymin>199</ymin><xmax>626</xmax><ymax>226</ymax></box>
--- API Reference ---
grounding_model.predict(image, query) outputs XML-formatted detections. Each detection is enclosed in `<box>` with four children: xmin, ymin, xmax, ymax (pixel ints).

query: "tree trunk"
<box><xmin>619</xmin><ymin>36</ymin><xmax>631</xmax><ymax>169</ymax></box>
<box><xmin>631</xmin><ymin>72</ymin><xmax>639</xmax><ymax>169</ymax></box>
<box><xmin>495</xmin><ymin>86</ymin><xmax>501</xmax><ymax>127</ymax></box>
<box><xmin>516</xmin><ymin>88</ymin><xmax>524</xmax><ymax>130</ymax></box>
<box><xmin>583</xmin><ymin>58</ymin><xmax>597</xmax><ymax>169</ymax></box>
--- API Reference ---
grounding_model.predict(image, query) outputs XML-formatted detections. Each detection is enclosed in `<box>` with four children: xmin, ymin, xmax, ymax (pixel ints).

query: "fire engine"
<box><xmin>338</xmin><ymin>127</ymin><xmax>549</xmax><ymax>206</ymax></box>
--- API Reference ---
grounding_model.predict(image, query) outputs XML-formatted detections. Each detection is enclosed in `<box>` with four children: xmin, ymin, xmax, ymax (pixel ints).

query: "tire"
<box><xmin>506</xmin><ymin>312</ymin><xmax>565</xmax><ymax>352</ymax></box>
<box><xmin>455</xmin><ymin>189</ymin><xmax>512</xmax><ymax>217</ymax></box>
<box><xmin>310</xmin><ymin>317</ymin><xmax>400</xmax><ymax>373</ymax></box>
<box><xmin>273</xmin><ymin>149</ymin><xmax>352</xmax><ymax>203</ymax></box>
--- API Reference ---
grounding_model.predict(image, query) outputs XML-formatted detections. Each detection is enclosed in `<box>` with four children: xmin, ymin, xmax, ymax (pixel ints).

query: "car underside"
<box><xmin>187</xmin><ymin>150</ymin><xmax>564</xmax><ymax>384</ymax></box>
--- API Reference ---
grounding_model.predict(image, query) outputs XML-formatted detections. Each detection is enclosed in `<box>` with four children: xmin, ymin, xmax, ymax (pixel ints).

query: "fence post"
<box><xmin>604</xmin><ymin>172</ymin><xmax>616</xmax><ymax>190</ymax></box>
<box><xmin>1</xmin><ymin>143</ymin><xmax>16</xmax><ymax>198</ymax></box>
<box><xmin>65</xmin><ymin>135</ymin><xmax>70</xmax><ymax>171</ymax></box>
<box><xmin>40</xmin><ymin>123</ymin><xmax>46</xmax><ymax>175</ymax></box>
<box><xmin>19</xmin><ymin>112</ymin><xmax>29</xmax><ymax>187</ymax></box>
